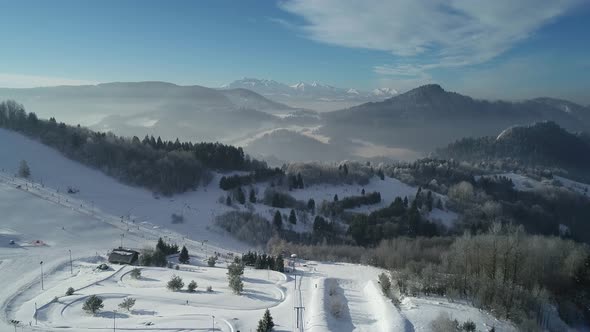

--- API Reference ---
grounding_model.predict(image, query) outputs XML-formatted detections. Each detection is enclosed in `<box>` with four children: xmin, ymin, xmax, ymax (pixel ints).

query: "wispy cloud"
<box><xmin>267</xmin><ymin>17</ymin><xmax>298</xmax><ymax>31</ymax></box>
<box><xmin>0</xmin><ymin>73</ymin><xmax>98</xmax><ymax>88</ymax></box>
<box><xmin>280</xmin><ymin>0</ymin><xmax>582</xmax><ymax>85</ymax></box>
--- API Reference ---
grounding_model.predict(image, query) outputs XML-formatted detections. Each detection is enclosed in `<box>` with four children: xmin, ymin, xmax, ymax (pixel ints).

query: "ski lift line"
<box><xmin>0</xmin><ymin>171</ymin><xmax>237</xmax><ymax>258</ymax></box>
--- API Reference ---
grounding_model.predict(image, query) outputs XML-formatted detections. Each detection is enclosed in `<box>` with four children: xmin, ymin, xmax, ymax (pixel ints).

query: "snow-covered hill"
<box><xmin>0</xmin><ymin>128</ymin><xmax>512</xmax><ymax>331</ymax></box>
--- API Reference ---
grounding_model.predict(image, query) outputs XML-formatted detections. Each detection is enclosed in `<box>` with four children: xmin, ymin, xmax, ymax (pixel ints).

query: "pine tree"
<box><xmin>296</xmin><ymin>173</ymin><xmax>304</xmax><ymax>188</ymax></box>
<box><xmin>307</xmin><ymin>198</ymin><xmax>315</xmax><ymax>214</ymax></box>
<box><xmin>236</xmin><ymin>187</ymin><xmax>246</xmax><ymax>204</ymax></box>
<box><xmin>275</xmin><ymin>254</ymin><xmax>285</xmax><ymax>272</ymax></box>
<box><xmin>179</xmin><ymin>246</ymin><xmax>190</xmax><ymax>264</ymax></box>
<box><xmin>227</xmin><ymin>261</ymin><xmax>244</xmax><ymax>294</ymax></box>
<box><xmin>207</xmin><ymin>256</ymin><xmax>217</xmax><ymax>267</ymax></box>
<box><xmin>118</xmin><ymin>297</ymin><xmax>136</xmax><ymax>311</ymax></box>
<box><xmin>361</xmin><ymin>188</ymin><xmax>365</xmax><ymax>196</ymax></box>
<box><xmin>408</xmin><ymin>201</ymin><xmax>421</xmax><ymax>237</ymax></box>
<box><xmin>18</xmin><ymin>160</ymin><xmax>30</xmax><ymax>178</ymax></box>
<box><xmin>289</xmin><ymin>209</ymin><xmax>297</xmax><ymax>224</ymax></box>
<box><xmin>187</xmin><ymin>280</ymin><xmax>198</xmax><ymax>292</ymax></box>
<box><xmin>226</xmin><ymin>195</ymin><xmax>232</xmax><ymax>206</ymax></box>
<box><xmin>249</xmin><ymin>188</ymin><xmax>257</xmax><ymax>203</ymax></box>
<box><xmin>167</xmin><ymin>275</ymin><xmax>184</xmax><ymax>291</ymax></box>
<box><xmin>83</xmin><ymin>295</ymin><xmax>104</xmax><ymax>314</ymax></box>
<box><xmin>288</xmin><ymin>175</ymin><xmax>297</xmax><ymax>190</ymax></box>
<box><xmin>273</xmin><ymin>211</ymin><xmax>283</xmax><ymax>229</ymax></box>
<box><xmin>255</xmin><ymin>254</ymin><xmax>263</xmax><ymax>269</ymax></box>
<box><xmin>256</xmin><ymin>309</ymin><xmax>275</xmax><ymax>332</ymax></box>
<box><xmin>415</xmin><ymin>187</ymin><xmax>423</xmax><ymax>208</ymax></box>
<box><xmin>156</xmin><ymin>237</ymin><xmax>166</xmax><ymax>253</ymax></box>
<box><xmin>267</xmin><ymin>255</ymin><xmax>276</xmax><ymax>270</ymax></box>
<box><xmin>334</xmin><ymin>194</ymin><xmax>339</xmax><ymax>202</ymax></box>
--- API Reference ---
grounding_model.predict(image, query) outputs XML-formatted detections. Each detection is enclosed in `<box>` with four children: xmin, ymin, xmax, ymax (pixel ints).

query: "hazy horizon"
<box><xmin>1</xmin><ymin>0</ymin><xmax>589</xmax><ymax>104</ymax></box>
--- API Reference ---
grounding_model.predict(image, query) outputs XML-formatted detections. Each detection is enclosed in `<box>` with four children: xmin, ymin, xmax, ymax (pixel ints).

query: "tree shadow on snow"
<box><xmin>243</xmin><ymin>289</ymin><xmax>280</xmax><ymax>303</ymax></box>
<box><xmin>132</xmin><ymin>309</ymin><xmax>157</xmax><ymax>316</ymax></box>
<box><xmin>242</xmin><ymin>276</ymin><xmax>273</xmax><ymax>285</ymax></box>
<box><xmin>136</xmin><ymin>276</ymin><xmax>159</xmax><ymax>282</ymax></box>
<box><xmin>96</xmin><ymin>311</ymin><xmax>129</xmax><ymax>319</ymax></box>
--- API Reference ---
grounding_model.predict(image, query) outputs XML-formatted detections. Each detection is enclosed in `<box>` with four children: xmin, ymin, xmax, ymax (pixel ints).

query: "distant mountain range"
<box><xmin>2</xmin><ymin>81</ymin><xmax>590</xmax><ymax>165</ymax></box>
<box><xmin>321</xmin><ymin>84</ymin><xmax>590</xmax><ymax>152</ymax></box>
<box><xmin>222</xmin><ymin>78</ymin><xmax>397</xmax><ymax>110</ymax></box>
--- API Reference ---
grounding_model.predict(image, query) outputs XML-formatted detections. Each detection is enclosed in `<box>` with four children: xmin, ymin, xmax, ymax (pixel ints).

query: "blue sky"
<box><xmin>1</xmin><ymin>0</ymin><xmax>589</xmax><ymax>103</ymax></box>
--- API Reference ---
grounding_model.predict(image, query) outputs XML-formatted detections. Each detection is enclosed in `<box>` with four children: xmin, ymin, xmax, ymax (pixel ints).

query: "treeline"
<box><xmin>241</xmin><ymin>251</ymin><xmax>285</xmax><ymax>272</ymax></box>
<box><xmin>347</xmin><ymin>196</ymin><xmax>439</xmax><ymax>246</ymax></box>
<box><xmin>319</xmin><ymin>191</ymin><xmax>382</xmax><ymax>216</ymax></box>
<box><xmin>263</xmin><ymin>188</ymin><xmax>306</xmax><ymax>210</ymax></box>
<box><xmin>269</xmin><ymin>225</ymin><xmax>590</xmax><ymax>330</ymax></box>
<box><xmin>0</xmin><ymin>100</ymin><xmax>268</xmax><ymax>194</ymax></box>
<box><xmin>284</xmin><ymin>162</ymin><xmax>382</xmax><ymax>186</ymax></box>
<box><xmin>219</xmin><ymin>168</ymin><xmax>284</xmax><ymax>191</ymax></box>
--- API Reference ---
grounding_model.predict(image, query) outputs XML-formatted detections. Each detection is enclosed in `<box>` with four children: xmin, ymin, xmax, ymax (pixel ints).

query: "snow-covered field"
<box><xmin>0</xmin><ymin>128</ymin><xmax>510</xmax><ymax>331</ymax></box>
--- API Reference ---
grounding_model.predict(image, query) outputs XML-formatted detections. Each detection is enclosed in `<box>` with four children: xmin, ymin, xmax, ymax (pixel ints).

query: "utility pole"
<box><xmin>120</xmin><ymin>233</ymin><xmax>124</xmax><ymax>248</ymax></box>
<box><xmin>34</xmin><ymin>302</ymin><xmax>37</xmax><ymax>325</ymax></box>
<box><xmin>113</xmin><ymin>309</ymin><xmax>117</xmax><ymax>332</ymax></box>
<box><xmin>40</xmin><ymin>261</ymin><xmax>44</xmax><ymax>290</ymax></box>
<box><xmin>211</xmin><ymin>315</ymin><xmax>215</xmax><ymax>331</ymax></box>
<box><xmin>69</xmin><ymin>249</ymin><xmax>73</xmax><ymax>274</ymax></box>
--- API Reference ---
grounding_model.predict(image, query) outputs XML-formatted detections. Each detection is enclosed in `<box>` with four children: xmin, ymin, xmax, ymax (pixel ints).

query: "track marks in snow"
<box><xmin>306</xmin><ymin>277</ymin><xmax>405</xmax><ymax>332</ymax></box>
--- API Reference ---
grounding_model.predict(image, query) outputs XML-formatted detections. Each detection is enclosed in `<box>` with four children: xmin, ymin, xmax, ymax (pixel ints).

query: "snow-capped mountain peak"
<box><xmin>291</xmin><ymin>82</ymin><xmax>306</xmax><ymax>90</ymax></box>
<box><xmin>372</xmin><ymin>87</ymin><xmax>398</xmax><ymax>96</ymax></box>
<box><xmin>223</xmin><ymin>78</ymin><xmax>399</xmax><ymax>105</ymax></box>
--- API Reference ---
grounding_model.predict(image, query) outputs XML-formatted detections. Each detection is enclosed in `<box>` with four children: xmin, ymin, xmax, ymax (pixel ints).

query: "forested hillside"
<box><xmin>437</xmin><ymin>121</ymin><xmax>590</xmax><ymax>180</ymax></box>
<box><xmin>0</xmin><ymin>100</ymin><xmax>269</xmax><ymax>194</ymax></box>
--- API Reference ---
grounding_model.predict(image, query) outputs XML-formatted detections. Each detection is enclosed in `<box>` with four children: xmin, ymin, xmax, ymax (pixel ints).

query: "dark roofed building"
<box><xmin>108</xmin><ymin>248</ymin><xmax>139</xmax><ymax>265</ymax></box>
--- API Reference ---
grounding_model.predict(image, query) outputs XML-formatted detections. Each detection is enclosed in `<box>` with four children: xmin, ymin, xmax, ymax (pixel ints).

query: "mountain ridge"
<box><xmin>321</xmin><ymin>84</ymin><xmax>590</xmax><ymax>152</ymax></box>
<box><xmin>223</xmin><ymin>77</ymin><xmax>398</xmax><ymax>102</ymax></box>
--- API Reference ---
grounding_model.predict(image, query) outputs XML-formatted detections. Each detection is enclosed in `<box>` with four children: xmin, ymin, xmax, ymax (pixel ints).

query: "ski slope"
<box><xmin>0</xmin><ymin>128</ymin><xmax>247</xmax><ymax>254</ymax></box>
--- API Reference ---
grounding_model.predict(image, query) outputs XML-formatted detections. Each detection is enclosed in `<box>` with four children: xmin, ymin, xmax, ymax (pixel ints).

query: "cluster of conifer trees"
<box><xmin>241</xmin><ymin>251</ymin><xmax>285</xmax><ymax>272</ymax></box>
<box><xmin>219</xmin><ymin>168</ymin><xmax>284</xmax><ymax>191</ymax></box>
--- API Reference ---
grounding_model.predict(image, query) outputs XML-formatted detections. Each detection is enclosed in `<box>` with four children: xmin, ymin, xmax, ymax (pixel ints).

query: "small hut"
<box><xmin>108</xmin><ymin>248</ymin><xmax>139</xmax><ymax>265</ymax></box>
